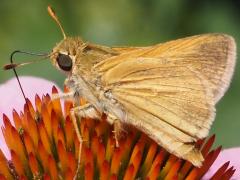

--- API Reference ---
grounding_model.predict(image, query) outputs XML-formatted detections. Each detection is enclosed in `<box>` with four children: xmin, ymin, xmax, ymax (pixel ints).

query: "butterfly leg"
<box><xmin>52</xmin><ymin>91</ymin><xmax>74</xmax><ymax>101</ymax></box>
<box><xmin>70</xmin><ymin>107</ymin><xmax>83</xmax><ymax>180</ymax></box>
<box><xmin>70</xmin><ymin>104</ymin><xmax>100</xmax><ymax>180</ymax></box>
<box><xmin>107</xmin><ymin>113</ymin><xmax>125</xmax><ymax>147</ymax></box>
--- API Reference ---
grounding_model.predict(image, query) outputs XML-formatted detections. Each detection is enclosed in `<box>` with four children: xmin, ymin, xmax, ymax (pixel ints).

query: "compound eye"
<box><xmin>56</xmin><ymin>53</ymin><xmax>72</xmax><ymax>71</ymax></box>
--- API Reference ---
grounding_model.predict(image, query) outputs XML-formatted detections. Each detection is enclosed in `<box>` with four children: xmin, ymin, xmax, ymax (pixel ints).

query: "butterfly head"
<box><xmin>50</xmin><ymin>37</ymin><xmax>85</xmax><ymax>74</ymax></box>
<box><xmin>47</xmin><ymin>6</ymin><xmax>87</xmax><ymax>75</ymax></box>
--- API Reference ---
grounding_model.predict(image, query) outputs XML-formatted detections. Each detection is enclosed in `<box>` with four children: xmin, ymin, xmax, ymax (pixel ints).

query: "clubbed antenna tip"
<box><xmin>47</xmin><ymin>5</ymin><xmax>67</xmax><ymax>39</ymax></box>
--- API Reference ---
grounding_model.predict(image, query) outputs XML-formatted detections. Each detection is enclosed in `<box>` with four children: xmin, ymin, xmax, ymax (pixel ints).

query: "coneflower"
<box><xmin>0</xmin><ymin>84</ymin><xmax>236</xmax><ymax>179</ymax></box>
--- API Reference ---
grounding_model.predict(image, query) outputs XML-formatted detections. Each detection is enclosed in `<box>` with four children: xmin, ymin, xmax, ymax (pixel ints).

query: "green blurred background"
<box><xmin>0</xmin><ymin>0</ymin><xmax>239</xmax><ymax>148</ymax></box>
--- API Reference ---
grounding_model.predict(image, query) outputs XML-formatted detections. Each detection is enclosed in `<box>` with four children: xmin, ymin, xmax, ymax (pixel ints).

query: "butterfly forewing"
<box><xmin>95</xmin><ymin>34</ymin><xmax>236</xmax><ymax>103</ymax></box>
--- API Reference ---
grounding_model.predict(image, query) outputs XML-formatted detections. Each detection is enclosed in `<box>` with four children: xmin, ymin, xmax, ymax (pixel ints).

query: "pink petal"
<box><xmin>204</xmin><ymin>148</ymin><xmax>240</xmax><ymax>179</ymax></box>
<box><xmin>0</xmin><ymin>76</ymin><xmax>62</xmax><ymax>158</ymax></box>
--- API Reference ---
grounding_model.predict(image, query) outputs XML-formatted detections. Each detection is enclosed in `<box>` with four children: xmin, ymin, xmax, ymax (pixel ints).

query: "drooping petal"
<box><xmin>204</xmin><ymin>148</ymin><xmax>240</xmax><ymax>179</ymax></box>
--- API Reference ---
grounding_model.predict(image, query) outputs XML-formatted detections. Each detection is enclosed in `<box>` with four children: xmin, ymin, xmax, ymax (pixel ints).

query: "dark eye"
<box><xmin>56</xmin><ymin>53</ymin><xmax>72</xmax><ymax>71</ymax></box>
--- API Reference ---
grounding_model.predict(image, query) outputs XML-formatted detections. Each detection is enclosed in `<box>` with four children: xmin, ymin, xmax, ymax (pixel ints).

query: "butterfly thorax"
<box><xmin>50</xmin><ymin>37</ymin><xmax>121</xmax><ymax>110</ymax></box>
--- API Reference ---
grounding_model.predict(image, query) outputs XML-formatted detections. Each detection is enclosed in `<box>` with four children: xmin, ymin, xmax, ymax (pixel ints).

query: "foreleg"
<box><xmin>69</xmin><ymin>104</ymin><xmax>100</xmax><ymax>179</ymax></box>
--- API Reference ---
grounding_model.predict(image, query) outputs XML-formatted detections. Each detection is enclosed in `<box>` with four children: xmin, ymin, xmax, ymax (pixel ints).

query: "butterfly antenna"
<box><xmin>48</xmin><ymin>6</ymin><xmax>67</xmax><ymax>39</ymax></box>
<box><xmin>4</xmin><ymin>50</ymin><xmax>50</xmax><ymax>103</ymax></box>
<box><xmin>10</xmin><ymin>51</ymin><xmax>27</xmax><ymax>102</ymax></box>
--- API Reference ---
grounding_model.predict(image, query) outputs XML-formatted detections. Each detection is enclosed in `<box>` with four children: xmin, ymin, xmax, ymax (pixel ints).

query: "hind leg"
<box><xmin>107</xmin><ymin>113</ymin><xmax>126</xmax><ymax>147</ymax></box>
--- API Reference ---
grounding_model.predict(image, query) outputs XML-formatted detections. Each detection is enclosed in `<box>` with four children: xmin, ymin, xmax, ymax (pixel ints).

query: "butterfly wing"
<box><xmin>92</xmin><ymin>34</ymin><xmax>236</xmax><ymax>166</ymax></box>
<box><xmin>96</xmin><ymin>34</ymin><xmax>236</xmax><ymax>103</ymax></box>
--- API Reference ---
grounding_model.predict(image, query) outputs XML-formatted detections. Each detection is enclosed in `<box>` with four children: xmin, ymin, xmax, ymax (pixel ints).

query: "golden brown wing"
<box><xmin>92</xmin><ymin>34</ymin><xmax>236</xmax><ymax>166</ymax></box>
<box><xmin>94</xmin><ymin>34</ymin><xmax>236</xmax><ymax>103</ymax></box>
